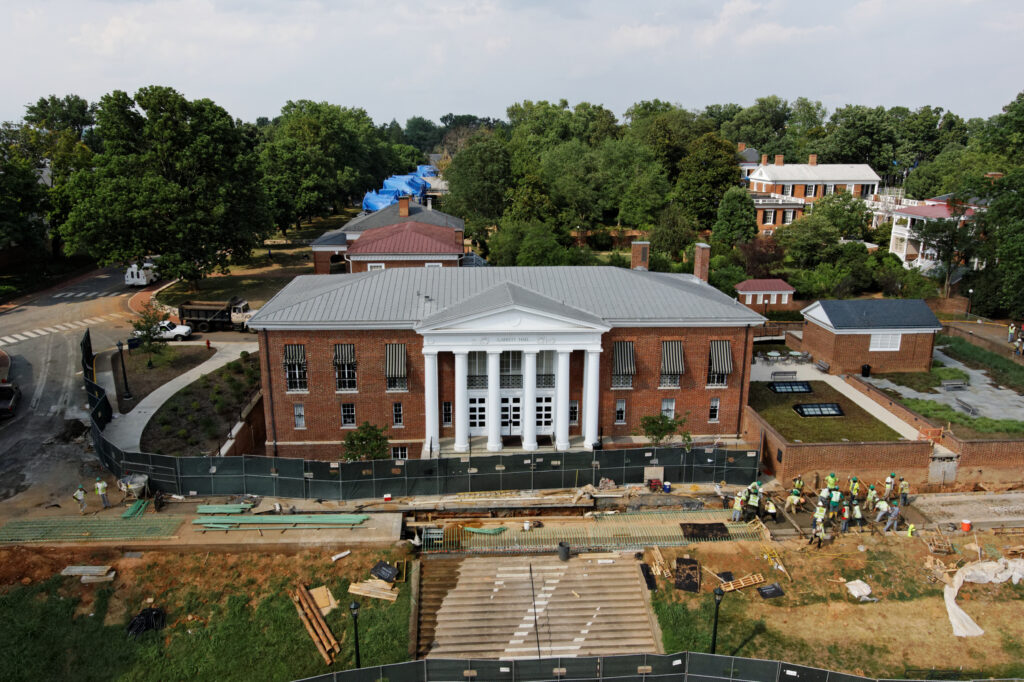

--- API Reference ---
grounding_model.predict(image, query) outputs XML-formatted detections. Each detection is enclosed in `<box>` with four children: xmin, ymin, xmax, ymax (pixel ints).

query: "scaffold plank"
<box><xmin>0</xmin><ymin>516</ymin><xmax>184</xmax><ymax>543</ymax></box>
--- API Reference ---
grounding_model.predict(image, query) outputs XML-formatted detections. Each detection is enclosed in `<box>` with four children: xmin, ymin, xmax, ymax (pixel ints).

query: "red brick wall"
<box><xmin>926</xmin><ymin>296</ymin><xmax>969</xmax><ymax>316</ymax></box>
<box><xmin>222</xmin><ymin>395</ymin><xmax>266</xmax><ymax>456</ymax></box>
<box><xmin>313</xmin><ymin>251</ymin><xmax>346</xmax><ymax>275</ymax></box>
<box><xmin>349</xmin><ymin>259</ymin><xmax>458</xmax><ymax>273</ymax></box>
<box><xmin>600</xmin><ymin>326</ymin><xmax>755</xmax><ymax>439</ymax></box>
<box><xmin>941</xmin><ymin>325</ymin><xmax>1024</xmax><ymax>367</ymax></box>
<box><xmin>800</xmin><ymin>322</ymin><xmax>935</xmax><ymax>374</ymax></box>
<box><xmin>742</xmin><ymin>406</ymin><xmax>933</xmax><ymax>484</ymax></box>
<box><xmin>737</xmin><ymin>295</ymin><xmax>803</xmax><ymax>313</ymax></box>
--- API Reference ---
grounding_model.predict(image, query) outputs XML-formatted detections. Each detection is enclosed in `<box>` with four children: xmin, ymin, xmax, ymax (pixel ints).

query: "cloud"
<box><xmin>610</xmin><ymin>23</ymin><xmax>680</xmax><ymax>51</ymax></box>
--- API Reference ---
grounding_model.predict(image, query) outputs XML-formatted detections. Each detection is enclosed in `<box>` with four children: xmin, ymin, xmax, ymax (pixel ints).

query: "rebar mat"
<box><xmin>0</xmin><ymin>516</ymin><xmax>185</xmax><ymax>543</ymax></box>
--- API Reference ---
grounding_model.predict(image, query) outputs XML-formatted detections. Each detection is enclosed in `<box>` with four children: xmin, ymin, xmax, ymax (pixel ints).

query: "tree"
<box><xmin>24</xmin><ymin>94</ymin><xmax>96</xmax><ymax>142</ymax></box>
<box><xmin>821</xmin><ymin>105</ymin><xmax>897</xmax><ymax>172</ymax></box>
<box><xmin>910</xmin><ymin>216</ymin><xmax>977</xmax><ymax>298</ymax></box>
<box><xmin>625</xmin><ymin>101</ymin><xmax>712</xmax><ymax>182</ymax></box>
<box><xmin>130</xmin><ymin>300</ymin><xmax>171</xmax><ymax>356</ymax></box>
<box><xmin>774</xmin><ymin>213</ymin><xmax>840</xmax><ymax>269</ymax></box>
<box><xmin>981</xmin><ymin>91</ymin><xmax>1024</xmax><ymax>162</ymax></box>
<box><xmin>975</xmin><ymin>169</ymin><xmax>1024</xmax><ymax>315</ymax></box>
<box><xmin>60</xmin><ymin>86</ymin><xmax>271</xmax><ymax>286</ymax></box>
<box><xmin>779</xmin><ymin>97</ymin><xmax>827</xmax><ymax>160</ymax></box>
<box><xmin>443</xmin><ymin>132</ymin><xmax>512</xmax><ymax>245</ymax></box>
<box><xmin>720</xmin><ymin>96</ymin><xmax>791</xmax><ymax>155</ymax></box>
<box><xmin>809</xmin><ymin>192</ymin><xmax>873</xmax><ymax>239</ymax></box>
<box><xmin>538</xmin><ymin>139</ymin><xmax>602</xmax><ymax>229</ymax></box>
<box><xmin>638</xmin><ymin>413</ymin><xmax>691</xmax><ymax>447</ymax></box>
<box><xmin>0</xmin><ymin>140</ymin><xmax>47</xmax><ymax>253</ymax></box>
<box><xmin>789</xmin><ymin>263</ymin><xmax>851</xmax><ymax>299</ymax></box>
<box><xmin>711</xmin><ymin>186</ymin><xmax>757</xmax><ymax>247</ymax></box>
<box><xmin>708</xmin><ymin>255</ymin><xmax>747</xmax><ymax>296</ymax></box>
<box><xmin>404</xmin><ymin>116</ymin><xmax>443</xmax><ymax>153</ymax></box>
<box><xmin>737</xmin><ymin>237</ymin><xmax>785</xmax><ymax>278</ymax></box>
<box><xmin>516</xmin><ymin>223</ymin><xmax>566</xmax><ymax>266</ymax></box>
<box><xmin>672</xmin><ymin>133</ymin><xmax>740</xmax><ymax>228</ymax></box>
<box><xmin>649</xmin><ymin>204</ymin><xmax>698</xmax><ymax>259</ymax></box>
<box><xmin>903</xmin><ymin>144</ymin><xmax>1010</xmax><ymax>199</ymax></box>
<box><xmin>343</xmin><ymin>422</ymin><xmax>389</xmax><ymax>461</ymax></box>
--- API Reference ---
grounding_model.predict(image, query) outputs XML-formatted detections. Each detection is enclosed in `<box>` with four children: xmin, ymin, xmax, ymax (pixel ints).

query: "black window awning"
<box><xmin>283</xmin><ymin>344</ymin><xmax>305</xmax><ymax>364</ymax></box>
<box><xmin>613</xmin><ymin>341</ymin><xmax>635</xmax><ymax>375</ymax></box>
<box><xmin>661</xmin><ymin>341</ymin><xmax>684</xmax><ymax>374</ymax></box>
<box><xmin>709</xmin><ymin>340</ymin><xmax>733</xmax><ymax>375</ymax></box>
<box><xmin>334</xmin><ymin>343</ymin><xmax>355</xmax><ymax>365</ymax></box>
<box><xmin>385</xmin><ymin>344</ymin><xmax>407</xmax><ymax>379</ymax></box>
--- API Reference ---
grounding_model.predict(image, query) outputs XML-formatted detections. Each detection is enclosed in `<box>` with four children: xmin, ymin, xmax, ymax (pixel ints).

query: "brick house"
<box><xmin>311</xmin><ymin>197</ymin><xmax>465</xmax><ymax>274</ymax></box>
<box><xmin>737</xmin><ymin>142</ymin><xmax>761</xmax><ymax>182</ymax></box>
<box><xmin>746</xmin><ymin>155</ymin><xmax>881</xmax><ymax>237</ymax></box>
<box><xmin>734</xmin><ymin>279</ymin><xmax>798</xmax><ymax>313</ymax></box>
<box><xmin>247</xmin><ymin>261</ymin><xmax>765</xmax><ymax>460</ymax></box>
<box><xmin>798</xmin><ymin>299</ymin><xmax>941</xmax><ymax>375</ymax></box>
<box><xmin>344</xmin><ymin>222</ymin><xmax>465</xmax><ymax>273</ymax></box>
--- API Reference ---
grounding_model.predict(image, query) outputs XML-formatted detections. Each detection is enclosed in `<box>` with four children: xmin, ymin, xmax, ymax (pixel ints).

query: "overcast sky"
<box><xmin>3</xmin><ymin>0</ymin><xmax>1022</xmax><ymax>126</ymax></box>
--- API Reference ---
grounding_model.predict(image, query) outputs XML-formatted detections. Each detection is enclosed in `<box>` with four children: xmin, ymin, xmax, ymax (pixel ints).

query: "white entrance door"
<box><xmin>501</xmin><ymin>396</ymin><xmax>522</xmax><ymax>436</ymax></box>
<box><xmin>536</xmin><ymin>395</ymin><xmax>553</xmax><ymax>434</ymax></box>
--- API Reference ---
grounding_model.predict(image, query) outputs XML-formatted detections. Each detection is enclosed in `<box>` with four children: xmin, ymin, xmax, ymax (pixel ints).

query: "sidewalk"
<box><xmin>102</xmin><ymin>341</ymin><xmax>258</xmax><ymax>452</ymax></box>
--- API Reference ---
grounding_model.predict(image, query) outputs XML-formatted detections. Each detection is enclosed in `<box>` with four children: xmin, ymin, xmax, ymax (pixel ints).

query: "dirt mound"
<box><xmin>53</xmin><ymin>419</ymin><xmax>89</xmax><ymax>443</ymax></box>
<box><xmin>0</xmin><ymin>547</ymin><xmax>117</xmax><ymax>586</ymax></box>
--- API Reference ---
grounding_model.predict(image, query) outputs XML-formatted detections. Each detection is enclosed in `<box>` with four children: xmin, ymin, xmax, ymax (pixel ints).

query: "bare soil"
<box><xmin>111</xmin><ymin>345</ymin><xmax>215</xmax><ymax>413</ymax></box>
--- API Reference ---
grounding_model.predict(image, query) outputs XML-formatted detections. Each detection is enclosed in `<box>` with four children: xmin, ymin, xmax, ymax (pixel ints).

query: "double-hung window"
<box><xmin>442</xmin><ymin>401</ymin><xmax>453</xmax><ymax>427</ymax></box>
<box><xmin>805</xmin><ymin>184</ymin><xmax>816</xmax><ymax>198</ymax></box>
<box><xmin>763</xmin><ymin>209</ymin><xmax>775</xmax><ymax>225</ymax></box>
<box><xmin>708</xmin><ymin>398</ymin><xmax>720</xmax><ymax>423</ymax></box>
<box><xmin>660</xmin><ymin>341</ymin><xmax>684</xmax><ymax>387</ymax></box>
<box><xmin>707</xmin><ymin>340</ymin><xmax>732</xmax><ymax>388</ymax></box>
<box><xmin>392</xmin><ymin>402</ymin><xmax>404</xmax><ymax>427</ymax></box>
<box><xmin>569</xmin><ymin>400</ymin><xmax>579</xmax><ymax>425</ymax></box>
<box><xmin>284</xmin><ymin>344</ymin><xmax>308</xmax><ymax>391</ymax></box>
<box><xmin>869</xmin><ymin>333</ymin><xmax>902</xmax><ymax>351</ymax></box>
<box><xmin>334</xmin><ymin>343</ymin><xmax>356</xmax><ymax>391</ymax></box>
<box><xmin>385</xmin><ymin>343</ymin><xmax>408</xmax><ymax>391</ymax></box>
<box><xmin>293</xmin><ymin>403</ymin><xmax>306</xmax><ymax>429</ymax></box>
<box><xmin>783</xmin><ymin>209</ymin><xmax>794</xmax><ymax>225</ymax></box>
<box><xmin>391</xmin><ymin>446</ymin><xmax>408</xmax><ymax>460</ymax></box>
<box><xmin>781</xmin><ymin>184</ymin><xmax>793</xmax><ymax>197</ymax></box>
<box><xmin>614</xmin><ymin>399</ymin><xmax>626</xmax><ymax>424</ymax></box>
<box><xmin>661</xmin><ymin>399</ymin><xmax>675</xmax><ymax>419</ymax></box>
<box><xmin>611</xmin><ymin>341</ymin><xmax>635</xmax><ymax>389</ymax></box>
<box><xmin>341</xmin><ymin>403</ymin><xmax>356</xmax><ymax>427</ymax></box>
<box><xmin>825</xmin><ymin>184</ymin><xmax>835</xmax><ymax>195</ymax></box>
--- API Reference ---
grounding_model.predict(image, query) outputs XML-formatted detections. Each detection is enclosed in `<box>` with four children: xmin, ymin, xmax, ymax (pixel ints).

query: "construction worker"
<box><xmin>851</xmin><ymin>500</ymin><xmax>864</xmax><ymax>531</ymax></box>
<box><xmin>884</xmin><ymin>473</ymin><xmax>896</xmax><ymax>501</ymax></box>
<box><xmin>883</xmin><ymin>504</ymin><xmax>901</xmax><ymax>533</ymax></box>
<box><xmin>907</xmin><ymin>523</ymin><xmax>916</xmax><ymax>538</ymax></box>
<box><xmin>94</xmin><ymin>477</ymin><xmax>110</xmax><ymax>509</ymax></box>
<box><xmin>784</xmin><ymin>488</ymin><xmax>802</xmax><ymax>515</ymax></box>
<box><xmin>764</xmin><ymin>498</ymin><xmax>779</xmax><ymax>524</ymax></box>
<box><xmin>865</xmin><ymin>485</ymin><xmax>879</xmax><ymax>511</ymax></box>
<box><xmin>1010</xmin><ymin>323</ymin><xmax>1017</xmax><ymax>344</ymax></box>
<box><xmin>812</xmin><ymin>501</ymin><xmax>826</xmax><ymax>530</ymax></box>
<box><xmin>849</xmin><ymin>476</ymin><xmax>860</xmax><ymax>499</ymax></box>
<box><xmin>792</xmin><ymin>475</ymin><xmax>804</xmax><ymax>494</ymax></box>
<box><xmin>825</xmin><ymin>472</ymin><xmax>838</xmax><ymax>489</ymax></box>
<box><xmin>744</xmin><ymin>486</ymin><xmax>760</xmax><ymax>521</ymax></box>
<box><xmin>829</xmin><ymin>488</ymin><xmax>843</xmax><ymax>520</ymax></box>
<box><xmin>808</xmin><ymin>522</ymin><xmax>827</xmax><ymax>549</ymax></box>
<box><xmin>731</xmin><ymin>492</ymin><xmax>744</xmax><ymax>522</ymax></box>
<box><xmin>874</xmin><ymin>498</ymin><xmax>890</xmax><ymax>523</ymax></box>
<box><xmin>840</xmin><ymin>501</ymin><xmax>851</xmax><ymax>533</ymax></box>
<box><xmin>899</xmin><ymin>477</ymin><xmax>910</xmax><ymax>507</ymax></box>
<box><xmin>819</xmin><ymin>486</ymin><xmax>831</xmax><ymax>507</ymax></box>
<box><xmin>72</xmin><ymin>484</ymin><xmax>87</xmax><ymax>514</ymax></box>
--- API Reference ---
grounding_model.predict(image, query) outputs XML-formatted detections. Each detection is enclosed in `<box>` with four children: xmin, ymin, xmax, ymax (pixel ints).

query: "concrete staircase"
<box><xmin>423</xmin><ymin>555</ymin><xmax>658</xmax><ymax>659</ymax></box>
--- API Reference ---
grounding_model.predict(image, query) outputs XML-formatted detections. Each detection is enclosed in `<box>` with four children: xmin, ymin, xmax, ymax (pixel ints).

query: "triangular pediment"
<box><xmin>416</xmin><ymin>282</ymin><xmax>609</xmax><ymax>332</ymax></box>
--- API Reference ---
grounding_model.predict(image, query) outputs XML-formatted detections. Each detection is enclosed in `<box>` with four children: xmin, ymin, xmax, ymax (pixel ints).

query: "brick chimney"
<box><xmin>760</xmin><ymin>154</ymin><xmax>768</xmax><ymax>166</ymax></box>
<box><xmin>774</xmin><ymin>154</ymin><xmax>784</xmax><ymax>166</ymax></box>
<box><xmin>455</xmin><ymin>230</ymin><xmax>465</xmax><ymax>251</ymax></box>
<box><xmin>631</xmin><ymin>241</ymin><xmax>650</xmax><ymax>270</ymax></box>
<box><xmin>398</xmin><ymin>196</ymin><xmax>410</xmax><ymax>217</ymax></box>
<box><xmin>738</xmin><ymin>142</ymin><xmax>746</xmax><ymax>152</ymax></box>
<box><xmin>808</xmin><ymin>154</ymin><xmax>817</xmax><ymax>166</ymax></box>
<box><xmin>693</xmin><ymin>243</ymin><xmax>710</xmax><ymax>283</ymax></box>
<box><xmin>426</xmin><ymin>196</ymin><xmax>433</xmax><ymax>211</ymax></box>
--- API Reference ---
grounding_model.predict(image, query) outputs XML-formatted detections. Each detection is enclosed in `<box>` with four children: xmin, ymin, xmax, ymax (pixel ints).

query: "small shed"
<box><xmin>735</xmin><ymin>279</ymin><xmax>797</xmax><ymax>312</ymax></box>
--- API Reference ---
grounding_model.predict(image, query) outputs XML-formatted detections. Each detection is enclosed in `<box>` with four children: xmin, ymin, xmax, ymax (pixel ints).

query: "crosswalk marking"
<box><xmin>32</xmin><ymin>329</ymin><xmax>48</xmax><ymax>336</ymax></box>
<box><xmin>73</xmin><ymin>292</ymin><xmax>87</xmax><ymax>298</ymax></box>
<box><xmin>0</xmin><ymin>337</ymin><xmax>13</xmax><ymax>344</ymax></box>
<box><xmin>1</xmin><ymin>309</ymin><xmax>139</xmax><ymax>345</ymax></box>
<box><xmin>53</xmin><ymin>289</ymin><xmax>129</xmax><ymax>299</ymax></box>
<box><xmin>44</xmin><ymin>327</ymin><xmax>59</xmax><ymax>333</ymax></box>
<box><xmin>20</xmin><ymin>331</ymin><xmax>39</xmax><ymax>338</ymax></box>
<box><xmin>54</xmin><ymin>324</ymin><xmax>72</xmax><ymax>331</ymax></box>
<box><xmin>83</xmin><ymin>318</ymin><xmax>102</xmax><ymax>324</ymax></box>
<box><xmin>11</xmin><ymin>334</ymin><xmax>28</xmax><ymax>341</ymax></box>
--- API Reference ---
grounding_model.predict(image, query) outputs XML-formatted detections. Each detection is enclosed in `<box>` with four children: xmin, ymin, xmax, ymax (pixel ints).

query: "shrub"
<box><xmin>190</xmin><ymin>400</ymin><xmax>200</xmax><ymax>410</ymax></box>
<box><xmin>239</xmin><ymin>350</ymin><xmax>250</xmax><ymax>360</ymax></box>
<box><xmin>176</xmin><ymin>428</ymin><xmax>188</xmax><ymax>439</ymax></box>
<box><xmin>227</xmin><ymin>360</ymin><xmax>242</xmax><ymax>373</ymax></box>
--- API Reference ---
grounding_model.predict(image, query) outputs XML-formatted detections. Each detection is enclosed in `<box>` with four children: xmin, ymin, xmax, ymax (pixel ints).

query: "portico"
<box><xmin>416</xmin><ymin>282</ymin><xmax>608</xmax><ymax>456</ymax></box>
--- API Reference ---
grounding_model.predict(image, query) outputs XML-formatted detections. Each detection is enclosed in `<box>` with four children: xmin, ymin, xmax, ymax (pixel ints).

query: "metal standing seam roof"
<box><xmin>748</xmin><ymin>164</ymin><xmax>881</xmax><ymax>184</ymax></box>
<box><xmin>346</xmin><ymin>222</ymin><xmax>463</xmax><ymax>256</ymax></box>
<box><xmin>248</xmin><ymin>267</ymin><xmax>768</xmax><ymax>330</ymax></box>
<box><xmin>806</xmin><ymin>299</ymin><xmax>942</xmax><ymax>331</ymax></box>
<box><xmin>735</xmin><ymin>279</ymin><xmax>795</xmax><ymax>293</ymax></box>
<box><xmin>311</xmin><ymin>203</ymin><xmax>464</xmax><ymax>247</ymax></box>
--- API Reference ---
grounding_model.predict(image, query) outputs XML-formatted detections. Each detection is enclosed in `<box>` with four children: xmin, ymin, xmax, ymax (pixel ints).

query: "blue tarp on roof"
<box><xmin>362</xmin><ymin>190</ymin><xmax>399</xmax><ymax>212</ymax></box>
<box><xmin>415</xmin><ymin>164</ymin><xmax>438</xmax><ymax>177</ymax></box>
<box><xmin>382</xmin><ymin>174</ymin><xmax>428</xmax><ymax>199</ymax></box>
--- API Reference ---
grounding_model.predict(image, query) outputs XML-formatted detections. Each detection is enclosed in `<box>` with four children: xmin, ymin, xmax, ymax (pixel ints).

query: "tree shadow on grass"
<box><xmin>730</xmin><ymin>620</ymin><xmax>767</xmax><ymax>657</ymax></box>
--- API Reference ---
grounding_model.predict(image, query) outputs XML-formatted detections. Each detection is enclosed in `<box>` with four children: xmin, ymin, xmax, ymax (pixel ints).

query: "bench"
<box><xmin>955</xmin><ymin>397</ymin><xmax>980</xmax><ymax>416</ymax></box>
<box><xmin>941</xmin><ymin>379</ymin><xmax>967</xmax><ymax>391</ymax></box>
<box><xmin>814</xmin><ymin>360</ymin><xmax>830</xmax><ymax>373</ymax></box>
<box><xmin>771</xmin><ymin>371</ymin><xmax>798</xmax><ymax>381</ymax></box>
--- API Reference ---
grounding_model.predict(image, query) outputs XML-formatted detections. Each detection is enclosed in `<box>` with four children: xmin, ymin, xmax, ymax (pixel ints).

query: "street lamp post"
<box><xmin>967</xmin><ymin>288</ymin><xmax>974</xmax><ymax>319</ymax></box>
<box><xmin>116</xmin><ymin>340</ymin><xmax>132</xmax><ymax>401</ymax></box>
<box><xmin>710</xmin><ymin>586</ymin><xmax>725</xmax><ymax>654</ymax></box>
<box><xmin>349</xmin><ymin>601</ymin><xmax>361</xmax><ymax>669</ymax></box>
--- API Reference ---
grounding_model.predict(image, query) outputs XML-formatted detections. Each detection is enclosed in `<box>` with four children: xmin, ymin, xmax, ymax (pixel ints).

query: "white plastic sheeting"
<box><xmin>944</xmin><ymin>558</ymin><xmax>1024</xmax><ymax>637</ymax></box>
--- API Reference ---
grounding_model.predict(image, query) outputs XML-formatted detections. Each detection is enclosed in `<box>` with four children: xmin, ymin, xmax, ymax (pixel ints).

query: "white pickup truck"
<box><xmin>133</xmin><ymin>321</ymin><xmax>193</xmax><ymax>341</ymax></box>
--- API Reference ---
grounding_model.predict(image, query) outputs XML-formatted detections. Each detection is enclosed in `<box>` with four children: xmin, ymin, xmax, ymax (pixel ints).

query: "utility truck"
<box><xmin>177</xmin><ymin>297</ymin><xmax>258</xmax><ymax>333</ymax></box>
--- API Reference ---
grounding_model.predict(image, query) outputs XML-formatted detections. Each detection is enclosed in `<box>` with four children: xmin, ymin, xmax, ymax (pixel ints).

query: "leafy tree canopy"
<box><xmin>808</xmin><ymin>192</ymin><xmax>873</xmax><ymax>239</ymax></box>
<box><xmin>711</xmin><ymin>186</ymin><xmax>757</xmax><ymax>248</ymax></box>
<box><xmin>343</xmin><ymin>422</ymin><xmax>390</xmax><ymax>461</ymax></box>
<box><xmin>672</xmin><ymin>132</ymin><xmax>740</xmax><ymax>229</ymax></box>
<box><xmin>774</xmin><ymin>213</ymin><xmax>841</xmax><ymax>269</ymax></box>
<box><xmin>0</xmin><ymin>139</ymin><xmax>48</xmax><ymax>252</ymax></box>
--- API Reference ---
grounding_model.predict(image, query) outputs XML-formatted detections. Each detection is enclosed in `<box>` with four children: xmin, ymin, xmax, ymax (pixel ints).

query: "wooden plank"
<box><xmin>61</xmin><ymin>565</ymin><xmax>112</xmax><ymax>576</ymax></box>
<box><xmin>721</xmin><ymin>573</ymin><xmax>765</xmax><ymax>592</ymax></box>
<box><xmin>291</xmin><ymin>591</ymin><xmax>332</xmax><ymax>666</ymax></box>
<box><xmin>349</xmin><ymin>584</ymin><xmax>399</xmax><ymax>602</ymax></box>
<box><xmin>298</xmin><ymin>584</ymin><xmax>340</xmax><ymax>653</ymax></box>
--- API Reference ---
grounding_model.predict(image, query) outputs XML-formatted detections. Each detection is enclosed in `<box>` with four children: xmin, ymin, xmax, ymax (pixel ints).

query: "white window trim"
<box><xmin>614</xmin><ymin>399</ymin><xmax>626</xmax><ymax>425</ymax></box>
<box><xmin>661</xmin><ymin>399</ymin><xmax>675</xmax><ymax>419</ymax></box>
<box><xmin>781</xmin><ymin>184</ymin><xmax>793</xmax><ymax>197</ymax></box>
<box><xmin>825</xmin><ymin>184</ymin><xmax>835</xmax><ymax>195</ymax></box>
<box><xmin>293</xmin><ymin>403</ymin><xmax>306</xmax><ymax>430</ymax></box>
<box><xmin>763</xmin><ymin>209</ymin><xmax>775</xmax><ymax>225</ymax></box>
<box><xmin>442</xmin><ymin>401</ymin><xmax>453</xmax><ymax>427</ymax></box>
<box><xmin>368</xmin><ymin>263</ymin><xmax>385</xmax><ymax>271</ymax></box>
<box><xmin>806</xmin><ymin>184</ymin><xmax>816</xmax><ymax>198</ymax></box>
<box><xmin>341</xmin><ymin>403</ymin><xmax>356</xmax><ymax>428</ymax></box>
<box><xmin>391</xmin><ymin>446</ymin><xmax>408</xmax><ymax>460</ymax></box>
<box><xmin>770</xmin><ymin>293</ymin><xmax>777</xmax><ymax>304</ymax></box>
<box><xmin>781</xmin><ymin>293</ymin><xmax>789</xmax><ymax>304</ymax></box>
<box><xmin>569</xmin><ymin>400</ymin><xmax>579</xmax><ymax>426</ymax></box>
<box><xmin>744</xmin><ymin>294</ymin><xmax>753</xmax><ymax>304</ymax></box>
<box><xmin>708</xmin><ymin>397</ymin><xmax>720</xmax><ymax>424</ymax></box>
<box><xmin>424</xmin><ymin>262</ymin><xmax>443</xmax><ymax>268</ymax></box>
<box><xmin>392</xmin><ymin>401</ymin><xmax>404</xmax><ymax>427</ymax></box>
<box><xmin>783</xmin><ymin>209</ymin><xmax>794</xmax><ymax>225</ymax></box>
<box><xmin>869</xmin><ymin>333</ymin><xmax>902</xmax><ymax>352</ymax></box>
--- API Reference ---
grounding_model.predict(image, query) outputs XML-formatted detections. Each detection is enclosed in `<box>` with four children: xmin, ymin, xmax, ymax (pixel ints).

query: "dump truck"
<box><xmin>177</xmin><ymin>297</ymin><xmax>258</xmax><ymax>333</ymax></box>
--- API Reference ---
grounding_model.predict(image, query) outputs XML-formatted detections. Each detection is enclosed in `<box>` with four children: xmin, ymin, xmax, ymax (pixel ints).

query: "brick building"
<box><xmin>344</xmin><ymin>222</ymin><xmax>465</xmax><ymax>273</ymax></box>
<box><xmin>746</xmin><ymin>155</ymin><xmax>881</xmax><ymax>236</ymax></box>
<box><xmin>247</xmin><ymin>261</ymin><xmax>765</xmax><ymax>460</ymax></box>
<box><xmin>798</xmin><ymin>299</ymin><xmax>941</xmax><ymax>375</ymax></box>
<box><xmin>734</xmin><ymin>279</ymin><xmax>798</xmax><ymax>313</ymax></box>
<box><xmin>311</xmin><ymin>197</ymin><xmax>465</xmax><ymax>274</ymax></box>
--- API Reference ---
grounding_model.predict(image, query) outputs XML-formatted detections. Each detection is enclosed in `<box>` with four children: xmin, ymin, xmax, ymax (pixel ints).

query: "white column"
<box><xmin>522</xmin><ymin>350</ymin><xmax>538</xmax><ymax>451</ymax></box>
<box><xmin>454</xmin><ymin>351</ymin><xmax>469</xmax><ymax>453</ymax></box>
<box><xmin>584</xmin><ymin>350</ymin><xmax>600</xmax><ymax>450</ymax></box>
<box><xmin>555</xmin><ymin>350</ymin><xmax>571</xmax><ymax>451</ymax></box>
<box><xmin>486</xmin><ymin>350</ymin><xmax>502</xmax><ymax>452</ymax></box>
<box><xmin>423</xmin><ymin>351</ymin><xmax>439</xmax><ymax>457</ymax></box>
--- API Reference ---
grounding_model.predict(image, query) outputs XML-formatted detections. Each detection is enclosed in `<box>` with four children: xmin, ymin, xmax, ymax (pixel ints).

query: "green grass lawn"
<box><xmin>0</xmin><ymin>549</ymin><xmax>411</xmax><ymax>682</ymax></box>
<box><xmin>874</xmin><ymin>360</ymin><xmax>969</xmax><ymax>394</ymax></box>
<box><xmin>156</xmin><ymin>276</ymin><xmax>295</xmax><ymax>309</ymax></box>
<box><xmin>748</xmin><ymin>381</ymin><xmax>902</xmax><ymax>442</ymax></box>
<box><xmin>267</xmin><ymin>210</ymin><xmax>361</xmax><ymax>242</ymax></box>
<box><xmin>937</xmin><ymin>334</ymin><xmax>1024</xmax><ymax>394</ymax></box>
<box><xmin>896</xmin><ymin>397</ymin><xmax>1024</xmax><ymax>440</ymax></box>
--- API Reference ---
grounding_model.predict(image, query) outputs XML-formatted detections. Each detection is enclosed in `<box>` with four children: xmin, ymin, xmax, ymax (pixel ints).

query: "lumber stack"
<box><xmin>348</xmin><ymin>577</ymin><xmax>398</xmax><ymax>602</ymax></box>
<box><xmin>290</xmin><ymin>583</ymin><xmax>340</xmax><ymax>666</ymax></box>
<box><xmin>720</xmin><ymin>573</ymin><xmax>765</xmax><ymax>592</ymax></box>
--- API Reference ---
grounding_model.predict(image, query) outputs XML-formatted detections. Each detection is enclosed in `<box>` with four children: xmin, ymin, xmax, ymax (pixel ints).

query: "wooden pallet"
<box><xmin>922</xmin><ymin>529</ymin><xmax>954</xmax><ymax>555</ymax></box>
<box><xmin>994</xmin><ymin>527</ymin><xmax>1024</xmax><ymax>536</ymax></box>
<box><xmin>720</xmin><ymin>573</ymin><xmax>765</xmax><ymax>592</ymax></box>
<box><xmin>746</xmin><ymin>517</ymin><xmax>772</xmax><ymax>542</ymax></box>
<box><xmin>348</xmin><ymin>578</ymin><xmax>398</xmax><ymax>602</ymax></box>
<box><xmin>648</xmin><ymin>546</ymin><xmax>672</xmax><ymax>579</ymax></box>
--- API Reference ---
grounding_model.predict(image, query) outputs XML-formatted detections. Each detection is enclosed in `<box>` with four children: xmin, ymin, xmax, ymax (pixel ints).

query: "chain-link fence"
<box><xmin>292</xmin><ymin>651</ymin><xmax>1019</xmax><ymax>682</ymax></box>
<box><xmin>82</xmin><ymin>334</ymin><xmax>757</xmax><ymax>501</ymax></box>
